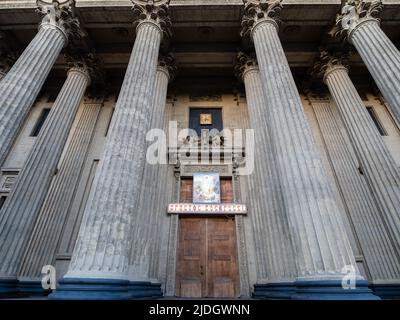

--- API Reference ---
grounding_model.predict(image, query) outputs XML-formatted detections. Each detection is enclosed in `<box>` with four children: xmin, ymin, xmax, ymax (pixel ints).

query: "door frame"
<box><xmin>175</xmin><ymin>215</ymin><xmax>240</xmax><ymax>298</ymax></box>
<box><xmin>164</xmin><ymin>169</ymin><xmax>251</xmax><ymax>298</ymax></box>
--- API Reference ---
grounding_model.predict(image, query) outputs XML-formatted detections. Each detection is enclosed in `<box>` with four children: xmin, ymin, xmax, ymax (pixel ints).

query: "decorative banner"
<box><xmin>193</xmin><ymin>172</ymin><xmax>221</xmax><ymax>203</ymax></box>
<box><xmin>168</xmin><ymin>203</ymin><xmax>247</xmax><ymax>215</ymax></box>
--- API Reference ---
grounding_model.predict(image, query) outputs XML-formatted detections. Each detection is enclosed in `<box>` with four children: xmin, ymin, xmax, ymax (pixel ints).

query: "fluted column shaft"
<box><xmin>150</xmin><ymin>156</ymin><xmax>174</xmax><ymax>284</ymax></box>
<box><xmin>252</xmin><ymin>20</ymin><xmax>356</xmax><ymax>279</ymax></box>
<box><xmin>18</xmin><ymin>101</ymin><xmax>102</xmax><ymax>279</ymax></box>
<box><xmin>0</xmin><ymin>67</ymin><xmax>90</xmax><ymax>277</ymax></box>
<box><xmin>147</xmin><ymin>67</ymin><xmax>174</xmax><ymax>283</ymax></box>
<box><xmin>349</xmin><ymin>19</ymin><xmax>400</xmax><ymax>124</ymax></box>
<box><xmin>0</xmin><ymin>25</ymin><xmax>66</xmax><ymax>166</ymax></box>
<box><xmin>310</xmin><ymin>98</ymin><xmax>400</xmax><ymax>282</ymax></box>
<box><xmin>324</xmin><ymin>65</ymin><xmax>400</xmax><ymax>258</ymax></box>
<box><xmin>242</xmin><ymin>65</ymin><xmax>295</xmax><ymax>283</ymax></box>
<box><xmin>65</xmin><ymin>22</ymin><xmax>162</xmax><ymax>280</ymax></box>
<box><xmin>151</xmin><ymin>96</ymin><xmax>175</xmax><ymax>288</ymax></box>
<box><xmin>129</xmin><ymin>65</ymin><xmax>169</xmax><ymax>281</ymax></box>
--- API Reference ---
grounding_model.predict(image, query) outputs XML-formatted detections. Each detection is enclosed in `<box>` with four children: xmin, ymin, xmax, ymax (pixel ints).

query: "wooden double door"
<box><xmin>176</xmin><ymin>217</ymin><xmax>240</xmax><ymax>298</ymax></box>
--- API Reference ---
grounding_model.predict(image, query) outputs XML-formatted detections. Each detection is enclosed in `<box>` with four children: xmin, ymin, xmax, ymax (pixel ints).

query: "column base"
<box><xmin>292</xmin><ymin>279</ymin><xmax>380</xmax><ymax>300</ymax></box>
<box><xmin>18</xmin><ymin>280</ymin><xmax>49</xmax><ymax>296</ymax></box>
<box><xmin>129</xmin><ymin>281</ymin><xmax>163</xmax><ymax>299</ymax></box>
<box><xmin>0</xmin><ymin>278</ymin><xmax>19</xmax><ymax>298</ymax></box>
<box><xmin>48</xmin><ymin>278</ymin><xmax>132</xmax><ymax>300</ymax></box>
<box><xmin>370</xmin><ymin>283</ymin><xmax>400</xmax><ymax>300</ymax></box>
<box><xmin>252</xmin><ymin>282</ymin><xmax>294</xmax><ymax>300</ymax></box>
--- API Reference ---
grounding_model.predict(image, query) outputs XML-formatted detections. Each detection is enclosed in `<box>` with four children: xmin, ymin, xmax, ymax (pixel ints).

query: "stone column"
<box><xmin>234</xmin><ymin>52</ymin><xmax>296</xmax><ymax>298</ymax></box>
<box><xmin>164</xmin><ymin>164</ymin><xmax>181</xmax><ymax>296</ymax></box>
<box><xmin>316</xmin><ymin>51</ymin><xmax>400</xmax><ymax>297</ymax></box>
<box><xmin>18</xmin><ymin>97</ymin><xmax>102</xmax><ymax>288</ymax></box>
<box><xmin>128</xmin><ymin>54</ymin><xmax>176</xmax><ymax>297</ymax></box>
<box><xmin>147</xmin><ymin>115</ymin><xmax>175</xmax><ymax>294</ymax></box>
<box><xmin>0</xmin><ymin>56</ymin><xmax>91</xmax><ymax>295</ymax></box>
<box><xmin>50</xmin><ymin>0</ymin><xmax>172</xmax><ymax>300</ymax></box>
<box><xmin>241</xmin><ymin>0</ymin><xmax>377</xmax><ymax>299</ymax></box>
<box><xmin>232</xmin><ymin>88</ymin><xmax>255</xmax><ymax>297</ymax></box>
<box><xmin>0</xmin><ymin>0</ymin><xmax>82</xmax><ymax>166</ymax></box>
<box><xmin>145</xmin><ymin>57</ymin><xmax>176</xmax><ymax>288</ymax></box>
<box><xmin>332</xmin><ymin>0</ymin><xmax>400</xmax><ymax>124</ymax></box>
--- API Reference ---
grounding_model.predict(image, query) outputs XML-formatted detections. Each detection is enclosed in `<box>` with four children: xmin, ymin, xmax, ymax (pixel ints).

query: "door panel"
<box><xmin>176</xmin><ymin>217</ymin><xmax>239</xmax><ymax>298</ymax></box>
<box><xmin>207</xmin><ymin>218</ymin><xmax>239</xmax><ymax>298</ymax></box>
<box><xmin>176</xmin><ymin>218</ymin><xmax>206</xmax><ymax>298</ymax></box>
<box><xmin>213</xmin><ymin>278</ymin><xmax>235</xmax><ymax>298</ymax></box>
<box><xmin>180</xmin><ymin>280</ymin><xmax>202</xmax><ymax>298</ymax></box>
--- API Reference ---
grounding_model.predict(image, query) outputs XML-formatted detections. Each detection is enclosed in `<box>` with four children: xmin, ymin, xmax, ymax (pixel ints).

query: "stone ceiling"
<box><xmin>1</xmin><ymin>0</ymin><xmax>400</xmax><ymax>91</ymax></box>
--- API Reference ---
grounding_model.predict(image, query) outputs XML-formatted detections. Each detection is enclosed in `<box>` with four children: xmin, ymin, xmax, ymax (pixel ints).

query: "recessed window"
<box><xmin>366</xmin><ymin>106</ymin><xmax>387</xmax><ymax>136</ymax></box>
<box><xmin>189</xmin><ymin>108</ymin><xmax>223</xmax><ymax>136</ymax></box>
<box><xmin>31</xmin><ymin>108</ymin><xmax>50</xmax><ymax>137</ymax></box>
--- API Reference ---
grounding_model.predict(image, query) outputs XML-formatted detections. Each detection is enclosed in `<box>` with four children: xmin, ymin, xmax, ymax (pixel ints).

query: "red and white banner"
<box><xmin>167</xmin><ymin>203</ymin><xmax>247</xmax><ymax>215</ymax></box>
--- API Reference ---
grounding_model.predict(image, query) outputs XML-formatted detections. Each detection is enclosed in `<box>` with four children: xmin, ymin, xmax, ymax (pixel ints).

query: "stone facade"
<box><xmin>0</xmin><ymin>0</ymin><xmax>400</xmax><ymax>300</ymax></box>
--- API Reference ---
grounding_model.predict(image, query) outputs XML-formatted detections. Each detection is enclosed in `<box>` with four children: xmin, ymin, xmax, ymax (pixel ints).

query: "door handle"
<box><xmin>200</xmin><ymin>265</ymin><xmax>204</xmax><ymax>276</ymax></box>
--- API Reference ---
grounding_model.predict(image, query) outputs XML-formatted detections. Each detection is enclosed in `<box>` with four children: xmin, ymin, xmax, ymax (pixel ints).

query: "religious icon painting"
<box><xmin>199</xmin><ymin>113</ymin><xmax>213</xmax><ymax>125</ymax></box>
<box><xmin>193</xmin><ymin>172</ymin><xmax>221</xmax><ymax>204</ymax></box>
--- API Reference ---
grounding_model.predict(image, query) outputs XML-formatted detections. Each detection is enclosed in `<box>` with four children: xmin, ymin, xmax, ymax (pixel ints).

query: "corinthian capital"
<box><xmin>36</xmin><ymin>0</ymin><xmax>84</xmax><ymax>42</ymax></box>
<box><xmin>158</xmin><ymin>53</ymin><xmax>177</xmax><ymax>82</ymax></box>
<box><xmin>132</xmin><ymin>0</ymin><xmax>172</xmax><ymax>42</ymax></box>
<box><xmin>240</xmin><ymin>0</ymin><xmax>283</xmax><ymax>43</ymax></box>
<box><xmin>65</xmin><ymin>50</ymin><xmax>106</xmax><ymax>85</ymax></box>
<box><xmin>311</xmin><ymin>50</ymin><xmax>350</xmax><ymax>83</ymax></box>
<box><xmin>330</xmin><ymin>0</ymin><xmax>383</xmax><ymax>40</ymax></box>
<box><xmin>234</xmin><ymin>51</ymin><xmax>258</xmax><ymax>82</ymax></box>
